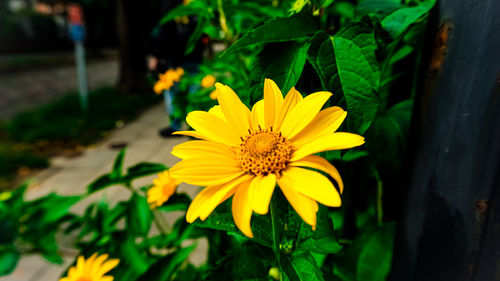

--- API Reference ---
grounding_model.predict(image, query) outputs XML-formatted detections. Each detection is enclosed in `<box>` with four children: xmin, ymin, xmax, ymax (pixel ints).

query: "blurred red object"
<box><xmin>67</xmin><ymin>3</ymin><xmax>84</xmax><ymax>24</ymax></box>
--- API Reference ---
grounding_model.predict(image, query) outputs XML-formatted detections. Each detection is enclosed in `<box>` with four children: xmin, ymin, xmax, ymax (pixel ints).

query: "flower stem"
<box><xmin>270</xmin><ymin>196</ymin><xmax>282</xmax><ymax>269</ymax></box>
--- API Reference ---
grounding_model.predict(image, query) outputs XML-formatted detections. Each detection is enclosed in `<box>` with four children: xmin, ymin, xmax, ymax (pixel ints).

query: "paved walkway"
<box><xmin>1</xmin><ymin>104</ymin><xmax>206</xmax><ymax>281</ymax></box>
<box><xmin>0</xmin><ymin>59</ymin><xmax>118</xmax><ymax>120</ymax></box>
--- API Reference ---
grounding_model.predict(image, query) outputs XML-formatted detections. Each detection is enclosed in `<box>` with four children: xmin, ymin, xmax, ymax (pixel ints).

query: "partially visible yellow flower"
<box><xmin>59</xmin><ymin>253</ymin><xmax>119</xmax><ymax>281</ymax></box>
<box><xmin>170</xmin><ymin>78</ymin><xmax>365</xmax><ymax>237</ymax></box>
<box><xmin>153</xmin><ymin>68</ymin><xmax>185</xmax><ymax>94</ymax></box>
<box><xmin>148</xmin><ymin>170</ymin><xmax>178</xmax><ymax>208</ymax></box>
<box><xmin>175</xmin><ymin>67</ymin><xmax>185</xmax><ymax>79</ymax></box>
<box><xmin>209</xmin><ymin>89</ymin><xmax>218</xmax><ymax>100</ymax></box>
<box><xmin>183</xmin><ymin>0</ymin><xmax>194</xmax><ymax>5</ymax></box>
<box><xmin>201</xmin><ymin>75</ymin><xmax>216</xmax><ymax>88</ymax></box>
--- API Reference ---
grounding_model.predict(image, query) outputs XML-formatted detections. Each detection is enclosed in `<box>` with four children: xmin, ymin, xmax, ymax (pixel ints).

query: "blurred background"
<box><xmin>0</xmin><ymin>0</ymin><xmax>201</xmax><ymax>191</ymax></box>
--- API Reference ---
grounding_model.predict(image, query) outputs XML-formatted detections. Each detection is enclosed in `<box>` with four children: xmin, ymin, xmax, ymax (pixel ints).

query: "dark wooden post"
<box><xmin>390</xmin><ymin>1</ymin><xmax>500</xmax><ymax>281</ymax></box>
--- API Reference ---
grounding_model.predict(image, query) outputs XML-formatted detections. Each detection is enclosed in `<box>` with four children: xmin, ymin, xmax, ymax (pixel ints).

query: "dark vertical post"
<box><xmin>390</xmin><ymin>1</ymin><xmax>500</xmax><ymax>280</ymax></box>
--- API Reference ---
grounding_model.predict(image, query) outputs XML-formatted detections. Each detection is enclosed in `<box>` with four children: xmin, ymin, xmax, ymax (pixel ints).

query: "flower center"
<box><xmin>77</xmin><ymin>278</ymin><xmax>93</xmax><ymax>281</ymax></box>
<box><xmin>237</xmin><ymin>128</ymin><xmax>294</xmax><ymax>176</ymax></box>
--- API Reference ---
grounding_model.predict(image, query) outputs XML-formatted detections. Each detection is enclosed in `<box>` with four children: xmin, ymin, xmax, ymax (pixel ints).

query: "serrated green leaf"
<box><xmin>223</xmin><ymin>13</ymin><xmax>317</xmax><ymax>55</ymax></box>
<box><xmin>324</xmin><ymin>35</ymin><xmax>380</xmax><ymax>133</ymax></box>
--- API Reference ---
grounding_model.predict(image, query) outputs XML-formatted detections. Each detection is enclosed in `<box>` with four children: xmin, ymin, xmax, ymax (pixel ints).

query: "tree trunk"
<box><xmin>116</xmin><ymin>0</ymin><xmax>150</xmax><ymax>93</ymax></box>
<box><xmin>390</xmin><ymin>1</ymin><xmax>500</xmax><ymax>280</ymax></box>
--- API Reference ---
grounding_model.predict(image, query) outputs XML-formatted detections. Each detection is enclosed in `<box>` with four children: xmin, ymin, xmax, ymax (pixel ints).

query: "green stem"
<box><xmin>270</xmin><ymin>197</ymin><xmax>282</xmax><ymax>269</ymax></box>
<box><xmin>377</xmin><ymin>179</ymin><xmax>383</xmax><ymax>225</ymax></box>
<box><xmin>153</xmin><ymin>210</ymin><xmax>171</xmax><ymax>234</ymax></box>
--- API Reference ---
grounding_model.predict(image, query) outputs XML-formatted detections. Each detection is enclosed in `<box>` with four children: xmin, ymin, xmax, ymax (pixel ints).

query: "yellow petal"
<box><xmin>264</xmin><ymin>78</ymin><xmax>283</xmax><ymax>129</ymax></box>
<box><xmin>279</xmin><ymin>167</ymin><xmax>341</xmax><ymax>207</ymax></box>
<box><xmin>170</xmin><ymin>158</ymin><xmax>244</xmax><ymax>186</ymax></box>
<box><xmin>96</xmin><ymin>259</ymin><xmax>119</xmax><ymax>277</ymax></box>
<box><xmin>172</xmin><ymin>130</ymin><xmax>206</xmax><ymax>140</ymax></box>
<box><xmin>76</xmin><ymin>256</ymin><xmax>85</xmax><ymax>276</ymax></box>
<box><xmin>231</xmin><ymin>180</ymin><xmax>254</xmax><ymax>237</ymax></box>
<box><xmin>186</xmin><ymin>174</ymin><xmax>252</xmax><ymax>222</ymax></box>
<box><xmin>274</xmin><ymin>87</ymin><xmax>303</xmax><ymax>131</ymax></box>
<box><xmin>208</xmin><ymin>105</ymin><xmax>227</xmax><ymax>121</ymax></box>
<box><xmin>251</xmin><ymin>99</ymin><xmax>265</xmax><ymax>130</ymax></box>
<box><xmin>90</xmin><ymin>254</ymin><xmax>108</xmax><ymax>277</ymax></box>
<box><xmin>291</xmin><ymin>132</ymin><xmax>365</xmax><ymax>161</ymax></box>
<box><xmin>280</xmin><ymin>91</ymin><xmax>332</xmax><ymax>139</ymax></box>
<box><xmin>216</xmin><ymin>83</ymin><xmax>251</xmax><ymax>136</ymax></box>
<box><xmin>100</xmin><ymin>277</ymin><xmax>114</xmax><ymax>281</ymax></box>
<box><xmin>186</xmin><ymin>111</ymin><xmax>241</xmax><ymax>146</ymax></box>
<box><xmin>251</xmin><ymin>174</ymin><xmax>276</xmax><ymax>215</ymax></box>
<box><xmin>292</xmin><ymin>107</ymin><xmax>347</xmax><ymax>148</ymax></box>
<box><xmin>171</xmin><ymin>140</ymin><xmax>235</xmax><ymax>160</ymax></box>
<box><xmin>279</xmin><ymin>183</ymin><xmax>318</xmax><ymax>228</ymax></box>
<box><xmin>290</xmin><ymin>155</ymin><xmax>344</xmax><ymax>193</ymax></box>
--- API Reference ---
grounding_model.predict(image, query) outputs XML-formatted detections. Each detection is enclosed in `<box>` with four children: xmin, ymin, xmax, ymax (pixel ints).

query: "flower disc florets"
<box><xmin>237</xmin><ymin>127</ymin><xmax>294</xmax><ymax>176</ymax></box>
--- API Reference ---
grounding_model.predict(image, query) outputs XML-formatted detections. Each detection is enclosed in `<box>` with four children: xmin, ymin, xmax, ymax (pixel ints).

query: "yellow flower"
<box><xmin>209</xmin><ymin>89</ymin><xmax>218</xmax><ymax>100</ymax></box>
<box><xmin>201</xmin><ymin>75</ymin><xmax>216</xmax><ymax>88</ymax></box>
<box><xmin>170</xmin><ymin>78</ymin><xmax>364</xmax><ymax>237</ymax></box>
<box><xmin>153</xmin><ymin>68</ymin><xmax>185</xmax><ymax>94</ymax></box>
<box><xmin>59</xmin><ymin>253</ymin><xmax>119</xmax><ymax>281</ymax></box>
<box><xmin>148</xmin><ymin>170</ymin><xmax>178</xmax><ymax>208</ymax></box>
<box><xmin>174</xmin><ymin>67</ymin><xmax>185</xmax><ymax>80</ymax></box>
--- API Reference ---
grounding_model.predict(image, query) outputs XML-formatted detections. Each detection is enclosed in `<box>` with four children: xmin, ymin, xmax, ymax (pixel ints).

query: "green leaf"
<box><xmin>136</xmin><ymin>244</ymin><xmax>196</xmax><ymax>281</ymax></box>
<box><xmin>223</xmin><ymin>13</ymin><xmax>317</xmax><ymax>55</ymax></box>
<box><xmin>111</xmin><ymin>148</ymin><xmax>126</xmax><ymax>180</ymax></box>
<box><xmin>37</xmin><ymin>194</ymin><xmax>81</xmax><ymax>224</ymax></box>
<box><xmin>128</xmin><ymin>194</ymin><xmax>152</xmax><ymax>236</ymax></box>
<box><xmin>318</xmin><ymin>35</ymin><xmax>380</xmax><ymax>133</ymax></box>
<box><xmin>366</xmin><ymin>99</ymin><xmax>413</xmax><ymax>168</ymax></box>
<box><xmin>356</xmin><ymin>222</ymin><xmax>395</xmax><ymax>281</ymax></box>
<box><xmin>87</xmin><ymin>174</ymin><xmax>117</xmax><ymax>193</ymax></box>
<box><xmin>354</xmin><ymin>0</ymin><xmax>402</xmax><ymax>19</ymax></box>
<box><xmin>192</xmin><ymin>200</ymin><xmax>272</xmax><ymax>247</ymax></box>
<box><xmin>341</xmin><ymin>149</ymin><xmax>369</xmax><ymax>162</ymax></box>
<box><xmin>298</xmin><ymin>236</ymin><xmax>342</xmax><ymax>254</ymax></box>
<box><xmin>157</xmin><ymin>193</ymin><xmax>191</xmax><ymax>212</ymax></box>
<box><xmin>124</xmin><ymin>162</ymin><xmax>167</xmax><ymax>182</ymax></box>
<box><xmin>282</xmin><ymin>251</ymin><xmax>325</xmax><ymax>281</ymax></box>
<box><xmin>119</xmin><ymin>235</ymin><xmax>151</xmax><ymax>275</ymax></box>
<box><xmin>256</xmin><ymin>41</ymin><xmax>310</xmax><ymax>94</ymax></box>
<box><xmin>381</xmin><ymin>0</ymin><xmax>436</xmax><ymax>38</ymax></box>
<box><xmin>307</xmin><ymin>31</ymin><xmax>330</xmax><ymax>89</ymax></box>
<box><xmin>289</xmin><ymin>0</ymin><xmax>310</xmax><ymax>15</ymax></box>
<box><xmin>0</xmin><ymin>247</ymin><xmax>19</xmax><ymax>276</ymax></box>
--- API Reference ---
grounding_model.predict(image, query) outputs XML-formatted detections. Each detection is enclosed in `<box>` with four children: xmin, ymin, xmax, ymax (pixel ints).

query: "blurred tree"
<box><xmin>116</xmin><ymin>0</ymin><xmax>150</xmax><ymax>92</ymax></box>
